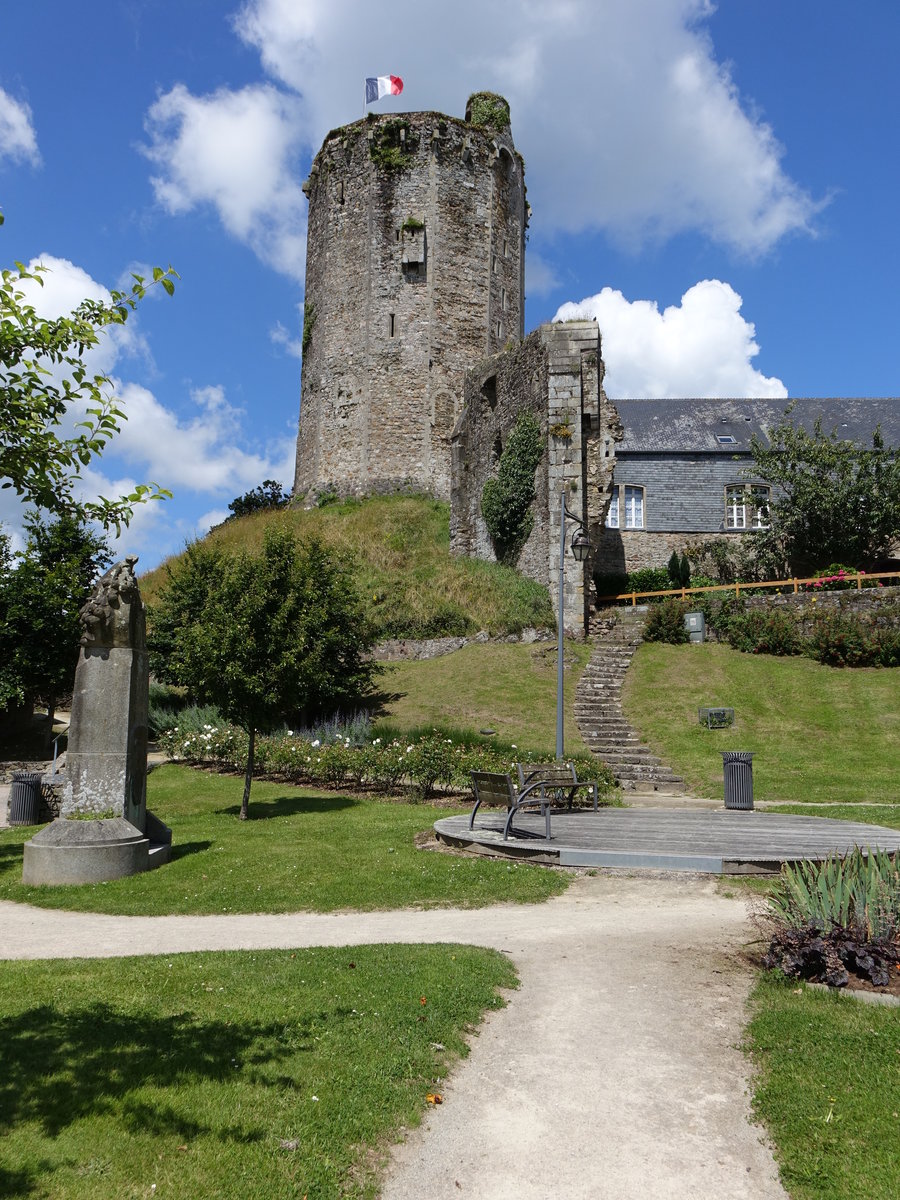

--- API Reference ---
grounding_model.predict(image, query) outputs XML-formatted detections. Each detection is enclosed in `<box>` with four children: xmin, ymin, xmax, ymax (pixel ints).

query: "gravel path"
<box><xmin>0</xmin><ymin>873</ymin><xmax>785</xmax><ymax>1199</ymax></box>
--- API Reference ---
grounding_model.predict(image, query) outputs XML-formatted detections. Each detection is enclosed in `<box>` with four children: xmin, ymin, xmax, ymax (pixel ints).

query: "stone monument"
<box><xmin>22</xmin><ymin>556</ymin><xmax>172</xmax><ymax>885</ymax></box>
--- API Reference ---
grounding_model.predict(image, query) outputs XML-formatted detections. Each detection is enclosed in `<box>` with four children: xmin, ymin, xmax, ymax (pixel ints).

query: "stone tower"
<box><xmin>294</xmin><ymin>92</ymin><xmax>526</xmax><ymax>502</ymax></box>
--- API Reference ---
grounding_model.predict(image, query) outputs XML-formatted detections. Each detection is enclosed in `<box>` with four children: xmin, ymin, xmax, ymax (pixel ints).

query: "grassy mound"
<box><xmin>140</xmin><ymin>496</ymin><xmax>554</xmax><ymax>641</ymax></box>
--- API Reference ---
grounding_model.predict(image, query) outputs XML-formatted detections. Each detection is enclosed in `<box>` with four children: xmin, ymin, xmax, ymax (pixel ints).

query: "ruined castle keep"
<box><xmin>294</xmin><ymin>93</ymin><xmax>526</xmax><ymax>502</ymax></box>
<box><xmin>293</xmin><ymin>92</ymin><xmax>621</xmax><ymax>634</ymax></box>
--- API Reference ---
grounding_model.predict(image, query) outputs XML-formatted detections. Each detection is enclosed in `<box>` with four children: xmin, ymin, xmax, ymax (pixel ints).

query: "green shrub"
<box><xmin>643</xmin><ymin>599</ymin><xmax>689</xmax><ymax>644</ymax></box>
<box><xmin>808</xmin><ymin>611</ymin><xmax>877</xmax><ymax>666</ymax></box>
<box><xmin>722</xmin><ymin>608</ymin><xmax>803</xmax><ymax>656</ymax></box>
<box><xmin>627</xmin><ymin>567</ymin><xmax>672</xmax><ymax>596</ymax></box>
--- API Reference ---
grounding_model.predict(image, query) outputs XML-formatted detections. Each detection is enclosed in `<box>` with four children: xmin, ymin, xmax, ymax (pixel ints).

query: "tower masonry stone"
<box><xmin>295</xmin><ymin>93</ymin><xmax>526</xmax><ymax>502</ymax></box>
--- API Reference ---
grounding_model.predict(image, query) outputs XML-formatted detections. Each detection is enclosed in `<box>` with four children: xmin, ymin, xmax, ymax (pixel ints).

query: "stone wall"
<box><xmin>451</xmin><ymin>320</ymin><xmax>621</xmax><ymax>634</ymax></box>
<box><xmin>595</xmin><ymin>529</ymin><xmax>742</xmax><ymax>574</ymax></box>
<box><xmin>737</xmin><ymin>586</ymin><xmax>899</xmax><ymax>634</ymax></box>
<box><xmin>295</xmin><ymin>97</ymin><xmax>526</xmax><ymax>503</ymax></box>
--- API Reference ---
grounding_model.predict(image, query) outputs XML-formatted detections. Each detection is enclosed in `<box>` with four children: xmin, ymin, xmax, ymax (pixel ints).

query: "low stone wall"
<box><xmin>371</xmin><ymin>626</ymin><xmax>553</xmax><ymax>662</ymax></box>
<box><xmin>735</xmin><ymin>585</ymin><xmax>899</xmax><ymax>634</ymax></box>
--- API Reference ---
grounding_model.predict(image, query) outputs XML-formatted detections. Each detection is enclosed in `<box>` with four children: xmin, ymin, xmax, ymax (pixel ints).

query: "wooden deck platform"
<box><xmin>433</xmin><ymin>807</ymin><xmax>900</xmax><ymax>874</ymax></box>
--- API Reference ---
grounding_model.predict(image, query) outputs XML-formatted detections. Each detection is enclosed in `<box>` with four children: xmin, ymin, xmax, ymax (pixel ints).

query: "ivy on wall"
<box><xmin>368</xmin><ymin>119</ymin><xmax>420</xmax><ymax>171</ymax></box>
<box><xmin>481</xmin><ymin>411</ymin><xmax>543</xmax><ymax>564</ymax></box>
<box><xmin>302</xmin><ymin>302</ymin><xmax>316</xmax><ymax>355</ymax></box>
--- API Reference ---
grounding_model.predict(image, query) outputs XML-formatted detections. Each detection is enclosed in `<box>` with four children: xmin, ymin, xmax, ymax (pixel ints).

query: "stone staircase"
<box><xmin>575</xmin><ymin>611</ymin><xmax>685</xmax><ymax>794</ymax></box>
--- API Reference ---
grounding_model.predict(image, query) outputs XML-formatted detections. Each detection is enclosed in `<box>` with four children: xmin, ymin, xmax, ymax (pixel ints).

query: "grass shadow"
<box><xmin>0</xmin><ymin>1002</ymin><xmax>291</xmax><ymax>1142</ymax></box>
<box><xmin>168</xmin><ymin>840</ymin><xmax>213</xmax><ymax>862</ymax></box>
<box><xmin>0</xmin><ymin>840</ymin><xmax>26</xmax><ymax>878</ymax></box>
<box><xmin>0</xmin><ymin>1163</ymin><xmax>44</xmax><ymax>1199</ymax></box>
<box><xmin>214</xmin><ymin>793</ymin><xmax>359</xmax><ymax>819</ymax></box>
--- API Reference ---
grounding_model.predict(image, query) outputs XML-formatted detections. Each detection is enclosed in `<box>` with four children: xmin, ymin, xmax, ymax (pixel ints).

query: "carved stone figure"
<box><xmin>78</xmin><ymin>555</ymin><xmax>142</xmax><ymax>649</ymax></box>
<box><xmin>62</xmin><ymin>555</ymin><xmax>149</xmax><ymax>828</ymax></box>
<box><xmin>23</xmin><ymin>555</ymin><xmax>171</xmax><ymax>885</ymax></box>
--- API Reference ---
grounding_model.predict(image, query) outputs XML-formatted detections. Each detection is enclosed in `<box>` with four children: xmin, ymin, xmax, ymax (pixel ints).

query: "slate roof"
<box><xmin>613</xmin><ymin>397</ymin><xmax>900</xmax><ymax>453</ymax></box>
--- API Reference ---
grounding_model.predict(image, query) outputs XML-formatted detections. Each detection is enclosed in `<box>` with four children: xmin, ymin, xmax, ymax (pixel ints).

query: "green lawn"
<box><xmin>0</xmin><ymin>765</ymin><xmax>567</xmax><ymax>915</ymax></box>
<box><xmin>623</xmin><ymin>642</ymin><xmax>900</xmax><ymax>803</ymax></box>
<box><xmin>748</xmin><ymin>973</ymin><xmax>900</xmax><ymax>1200</ymax></box>
<box><xmin>380</xmin><ymin>640</ymin><xmax>594</xmax><ymax>754</ymax></box>
<box><xmin>0</xmin><ymin>944</ymin><xmax>516</xmax><ymax>1200</ymax></box>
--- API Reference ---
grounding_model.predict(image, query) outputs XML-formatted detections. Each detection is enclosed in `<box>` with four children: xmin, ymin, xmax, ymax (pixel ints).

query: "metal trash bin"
<box><xmin>9</xmin><ymin>770</ymin><xmax>43</xmax><ymax>825</ymax></box>
<box><xmin>721</xmin><ymin>751</ymin><xmax>754</xmax><ymax>810</ymax></box>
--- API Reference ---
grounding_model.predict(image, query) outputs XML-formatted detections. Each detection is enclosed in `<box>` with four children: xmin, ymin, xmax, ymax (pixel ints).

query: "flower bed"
<box><xmin>157</xmin><ymin>725</ymin><xmax>618</xmax><ymax>803</ymax></box>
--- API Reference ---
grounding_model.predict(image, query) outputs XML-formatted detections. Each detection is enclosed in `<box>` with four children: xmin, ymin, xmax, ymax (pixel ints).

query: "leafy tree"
<box><xmin>1</xmin><ymin>221</ymin><xmax>177</xmax><ymax>532</ymax></box>
<box><xmin>0</xmin><ymin>513</ymin><xmax>111</xmax><ymax>722</ymax></box>
<box><xmin>750</xmin><ymin>415</ymin><xmax>900</xmax><ymax>575</ymax></box>
<box><xmin>226</xmin><ymin>479</ymin><xmax>290</xmax><ymax>521</ymax></box>
<box><xmin>148</xmin><ymin>526</ymin><xmax>378</xmax><ymax>818</ymax></box>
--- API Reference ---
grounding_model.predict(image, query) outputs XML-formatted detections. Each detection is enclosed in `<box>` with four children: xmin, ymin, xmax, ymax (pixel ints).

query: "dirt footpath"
<box><xmin>0</xmin><ymin>873</ymin><xmax>786</xmax><ymax>1199</ymax></box>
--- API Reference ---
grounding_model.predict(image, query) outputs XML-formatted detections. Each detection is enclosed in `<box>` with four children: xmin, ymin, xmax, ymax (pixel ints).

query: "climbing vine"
<box><xmin>481</xmin><ymin>411</ymin><xmax>543</xmax><ymax>563</ymax></box>
<box><xmin>302</xmin><ymin>302</ymin><xmax>316</xmax><ymax>355</ymax></box>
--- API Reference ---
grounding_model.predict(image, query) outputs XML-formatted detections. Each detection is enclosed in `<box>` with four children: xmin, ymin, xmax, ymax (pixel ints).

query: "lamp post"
<box><xmin>556</xmin><ymin>489</ymin><xmax>591</xmax><ymax>760</ymax></box>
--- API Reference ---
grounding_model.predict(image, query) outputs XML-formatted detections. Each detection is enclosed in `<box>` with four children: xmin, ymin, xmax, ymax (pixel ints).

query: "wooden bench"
<box><xmin>516</xmin><ymin>762</ymin><xmax>599</xmax><ymax>812</ymax></box>
<box><xmin>469</xmin><ymin>771</ymin><xmax>554</xmax><ymax>842</ymax></box>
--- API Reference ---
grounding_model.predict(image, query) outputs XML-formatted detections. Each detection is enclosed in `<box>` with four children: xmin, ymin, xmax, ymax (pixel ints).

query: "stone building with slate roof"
<box><xmin>595</xmin><ymin>396</ymin><xmax>900</xmax><ymax>575</ymax></box>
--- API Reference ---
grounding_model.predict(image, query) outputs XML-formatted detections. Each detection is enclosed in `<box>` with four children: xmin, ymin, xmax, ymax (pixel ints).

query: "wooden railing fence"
<box><xmin>596</xmin><ymin>570</ymin><xmax>900</xmax><ymax>608</ymax></box>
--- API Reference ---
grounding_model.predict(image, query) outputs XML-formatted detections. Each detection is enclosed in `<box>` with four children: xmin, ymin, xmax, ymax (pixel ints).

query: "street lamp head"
<box><xmin>570</xmin><ymin>529</ymin><xmax>591</xmax><ymax>562</ymax></box>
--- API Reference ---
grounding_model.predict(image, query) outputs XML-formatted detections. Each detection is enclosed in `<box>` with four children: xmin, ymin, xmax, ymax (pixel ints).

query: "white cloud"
<box><xmin>1</xmin><ymin>253</ymin><xmax>295</xmax><ymax>566</ymax></box>
<box><xmin>227</xmin><ymin>0</ymin><xmax>818</xmax><ymax>256</ymax></box>
<box><xmin>16</xmin><ymin>254</ymin><xmax>147</xmax><ymax>374</ymax></box>
<box><xmin>525</xmin><ymin>252</ymin><xmax>561</xmax><ymax>299</ymax></box>
<box><xmin>195</xmin><ymin>507</ymin><xmax>231</xmax><ymax>535</ymax></box>
<box><xmin>110</xmin><ymin>381</ymin><xmax>295</xmax><ymax>494</ymax></box>
<box><xmin>143</xmin><ymin>83</ymin><xmax>308</xmax><ymax>280</ymax></box>
<box><xmin>0</xmin><ymin>87</ymin><xmax>39</xmax><ymax>166</ymax></box>
<box><xmin>555</xmin><ymin>279</ymin><xmax>787</xmax><ymax>398</ymax></box>
<box><xmin>270</xmin><ymin>316</ymin><xmax>303</xmax><ymax>358</ymax></box>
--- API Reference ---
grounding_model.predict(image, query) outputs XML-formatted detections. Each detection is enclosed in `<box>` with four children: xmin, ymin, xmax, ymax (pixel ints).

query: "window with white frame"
<box><xmin>606</xmin><ymin>485</ymin><xmax>620</xmax><ymax>528</ymax></box>
<box><xmin>750</xmin><ymin>485</ymin><xmax>771</xmax><ymax>529</ymax></box>
<box><xmin>624</xmin><ymin>485</ymin><xmax>644</xmax><ymax>529</ymax></box>
<box><xmin>726</xmin><ymin>484</ymin><xmax>771</xmax><ymax>530</ymax></box>
<box><xmin>725</xmin><ymin>485</ymin><xmax>747</xmax><ymax>529</ymax></box>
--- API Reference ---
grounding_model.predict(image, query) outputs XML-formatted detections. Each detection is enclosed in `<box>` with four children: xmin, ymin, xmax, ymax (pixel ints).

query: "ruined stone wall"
<box><xmin>451</xmin><ymin>320</ymin><xmax>621</xmax><ymax>634</ymax></box>
<box><xmin>295</xmin><ymin>97</ymin><xmax>525</xmax><ymax>502</ymax></box>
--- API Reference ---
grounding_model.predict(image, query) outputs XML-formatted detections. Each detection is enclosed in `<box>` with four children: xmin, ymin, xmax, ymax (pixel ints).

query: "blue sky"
<box><xmin>1</xmin><ymin>0</ymin><xmax>897</xmax><ymax>569</ymax></box>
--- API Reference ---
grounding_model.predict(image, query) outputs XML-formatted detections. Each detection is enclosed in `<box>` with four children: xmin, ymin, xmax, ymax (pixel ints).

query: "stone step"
<box><xmin>617</xmin><ymin>776</ymin><xmax>685</xmax><ymax>794</ymax></box>
<box><xmin>577</xmin><ymin>617</ymin><xmax>686</xmax><ymax>797</ymax></box>
<box><xmin>611</xmin><ymin>764</ymin><xmax>684</xmax><ymax>783</ymax></box>
<box><xmin>596</xmin><ymin>751</ymin><xmax>668</xmax><ymax>767</ymax></box>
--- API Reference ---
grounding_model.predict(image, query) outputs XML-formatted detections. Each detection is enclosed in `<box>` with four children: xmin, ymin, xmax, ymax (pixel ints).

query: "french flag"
<box><xmin>366</xmin><ymin>75</ymin><xmax>403</xmax><ymax>104</ymax></box>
